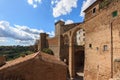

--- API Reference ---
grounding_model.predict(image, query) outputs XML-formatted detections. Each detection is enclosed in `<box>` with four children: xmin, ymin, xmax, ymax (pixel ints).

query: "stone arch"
<box><xmin>71</xmin><ymin>27</ymin><xmax>85</xmax><ymax>46</ymax></box>
<box><xmin>68</xmin><ymin>25</ymin><xmax>85</xmax><ymax>79</ymax></box>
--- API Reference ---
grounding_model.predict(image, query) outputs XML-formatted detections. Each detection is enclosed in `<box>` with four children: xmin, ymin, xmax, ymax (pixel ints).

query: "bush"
<box><xmin>42</xmin><ymin>48</ymin><xmax>54</xmax><ymax>55</ymax></box>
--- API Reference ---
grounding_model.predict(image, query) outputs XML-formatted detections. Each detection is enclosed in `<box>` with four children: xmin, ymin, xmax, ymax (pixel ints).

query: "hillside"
<box><xmin>0</xmin><ymin>46</ymin><xmax>35</xmax><ymax>61</ymax></box>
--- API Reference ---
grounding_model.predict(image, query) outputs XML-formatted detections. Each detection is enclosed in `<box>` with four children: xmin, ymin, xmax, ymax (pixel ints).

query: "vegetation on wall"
<box><xmin>0</xmin><ymin>46</ymin><xmax>35</xmax><ymax>61</ymax></box>
<box><xmin>99</xmin><ymin>0</ymin><xmax>112</xmax><ymax>9</ymax></box>
<box><xmin>42</xmin><ymin>48</ymin><xmax>54</xmax><ymax>55</ymax></box>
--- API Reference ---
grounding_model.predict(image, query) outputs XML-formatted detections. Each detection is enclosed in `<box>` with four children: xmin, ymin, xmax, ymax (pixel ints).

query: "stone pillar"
<box><xmin>69</xmin><ymin>40</ymin><xmax>75</xmax><ymax>79</ymax></box>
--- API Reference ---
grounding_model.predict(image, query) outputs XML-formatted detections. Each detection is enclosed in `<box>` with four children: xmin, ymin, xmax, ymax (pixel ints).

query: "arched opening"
<box><xmin>74</xmin><ymin>28</ymin><xmax>85</xmax><ymax>46</ymax></box>
<box><xmin>71</xmin><ymin>28</ymin><xmax>85</xmax><ymax>79</ymax></box>
<box><xmin>75</xmin><ymin>50</ymin><xmax>84</xmax><ymax>75</ymax></box>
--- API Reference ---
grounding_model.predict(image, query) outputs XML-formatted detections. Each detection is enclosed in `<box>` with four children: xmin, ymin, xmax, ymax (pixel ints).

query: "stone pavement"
<box><xmin>67</xmin><ymin>72</ymin><xmax>84</xmax><ymax>80</ymax></box>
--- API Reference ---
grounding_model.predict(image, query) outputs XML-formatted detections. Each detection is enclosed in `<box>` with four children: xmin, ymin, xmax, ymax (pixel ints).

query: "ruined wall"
<box><xmin>63</xmin><ymin>23</ymin><xmax>80</xmax><ymax>32</ymax></box>
<box><xmin>47</xmin><ymin>37</ymin><xmax>60</xmax><ymax>58</ymax></box>
<box><xmin>84</xmin><ymin>0</ymin><xmax>120</xmax><ymax>80</ymax></box>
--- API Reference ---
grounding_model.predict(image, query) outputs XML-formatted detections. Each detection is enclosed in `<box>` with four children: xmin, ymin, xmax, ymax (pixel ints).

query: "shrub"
<box><xmin>42</xmin><ymin>48</ymin><xmax>54</xmax><ymax>55</ymax></box>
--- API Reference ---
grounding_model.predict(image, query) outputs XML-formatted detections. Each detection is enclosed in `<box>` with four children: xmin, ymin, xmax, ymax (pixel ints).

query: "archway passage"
<box><xmin>74</xmin><ymin>50</ymin><xmax>84</xmax><ymax>79</ymax></box>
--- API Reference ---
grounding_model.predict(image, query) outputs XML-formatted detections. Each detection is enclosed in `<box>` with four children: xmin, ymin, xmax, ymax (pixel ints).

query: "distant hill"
<box><xmin>0</xmin><ymin>45</ymin><xmax>35</xmax><ymax>61</ymax></box>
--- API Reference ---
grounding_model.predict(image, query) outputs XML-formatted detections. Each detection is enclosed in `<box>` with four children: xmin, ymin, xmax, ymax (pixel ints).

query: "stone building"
<box><xmin>0</xmin><ymin>52</ymin><xmax>67</xmax><ymax>80</ymax></box>
<box><xmin>38</xmin><ymin>20</ymin><xmax>85</xmax><ymax>79</ymax></box>
<box><xmin>38</xmin><ymin>0</ymin><xmax>120</xmax><ymax>80</ymax></box>
<box><xmin>84</xmin><ymin>0</ymin><xmax>120</xmax><ymax>80</ymax></box>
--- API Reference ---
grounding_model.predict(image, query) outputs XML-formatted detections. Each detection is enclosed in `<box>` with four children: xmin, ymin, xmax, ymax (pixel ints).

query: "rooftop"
<box><xmin>0</xmin><ymin>52</ymin><xmax>66</xmax><ymax>71</ymax></box>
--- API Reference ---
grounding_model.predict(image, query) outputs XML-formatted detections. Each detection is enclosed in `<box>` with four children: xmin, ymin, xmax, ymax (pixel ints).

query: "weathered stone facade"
<box><xmin>84</xmin><ymin>0</ymin><xmax>120</xmax><ymax>80</ymax></box>
<box><xmin>38</xmin><ymin>0</ymin><xmax>120</xmax><ymax>80</ymax></box>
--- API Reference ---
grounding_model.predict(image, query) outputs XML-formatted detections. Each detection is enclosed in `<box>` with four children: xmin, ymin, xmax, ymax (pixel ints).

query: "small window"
<box><xmin>103</xmin><ymin>45</ymin><xmax>108</xmax><ymax>51</ymax></box>
<box><xmin>93</xmin><ymin>8</ymin><xmax>96</xmax><ymax>13</ymax></box>
<box><xmin>83</xmin><ymin>38</ymin><xmax>85</xmax><ymax>41</ymax></box>
<box><xmin>96</xmin><ymin>47</ymin><xmax>99</xmax><ymax>51</ymax></box>
<box><xmin>89</xmin><ymin>44</ymin><xmax>92</xmax><ymax>48</ymax></box>
<box><xmin>112</xmin><ymin>11</ymin><xmax>118</xmax><ymax>17</ymax></box>
<box><xmin>83</xmin><ymin>33</ymin><xmax>85</xmax><ymax>36</ymax></box>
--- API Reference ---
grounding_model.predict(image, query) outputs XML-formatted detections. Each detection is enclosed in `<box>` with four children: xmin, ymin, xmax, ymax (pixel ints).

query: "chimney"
<box><xmin>0</xmin><ymin>56</ymin><xmax>6</xmax><ymax>67</ymax></box>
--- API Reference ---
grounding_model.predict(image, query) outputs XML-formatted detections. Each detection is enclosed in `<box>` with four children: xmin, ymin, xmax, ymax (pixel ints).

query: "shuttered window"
<box><xmin>112</xmin><ymin>11</ymin><xmax>118</xmax><ymax>17</ymax></box>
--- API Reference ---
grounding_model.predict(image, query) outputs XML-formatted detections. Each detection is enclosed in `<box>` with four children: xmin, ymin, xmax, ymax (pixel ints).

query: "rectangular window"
<box><xmin>83</xmin><ymin>33</ymin><xmax>85</xmax><ymax>36</ymax></box>
<box><xmin>83</xmin><ymin>38</ymin><xmax>85</xmax><ymax>41</ymax></box>
<box><xmin>103</xmin><ymin>45</ymin><xmax>108</xmax><ymax>51</ymax></box>
<box><xmin>89</xmin><ymin>44</ymin><xmax>92</xmax><ymax>48</ymax></box>
<box><xmin>93</xmin><ymin>8</ymin><xmax>96</xmax><ymax>13</ymax></box>
<box><xmin>112</xmin><ymin>11</ymin><xmax>118</xmax><ymax>17</ymax></box>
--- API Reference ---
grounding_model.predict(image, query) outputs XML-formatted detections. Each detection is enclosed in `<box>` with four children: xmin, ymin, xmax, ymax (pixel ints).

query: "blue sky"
<box><xmin>0</xmin><ymin>0</ymin><xmax>95</xmax><ymax>46</ymax></box>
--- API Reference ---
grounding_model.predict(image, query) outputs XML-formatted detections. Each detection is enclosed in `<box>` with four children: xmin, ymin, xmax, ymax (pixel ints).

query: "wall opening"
<box><xmin>74</xmin><ymin>50</ymin><xmax>84</xmax><ymax>79</ymax></box>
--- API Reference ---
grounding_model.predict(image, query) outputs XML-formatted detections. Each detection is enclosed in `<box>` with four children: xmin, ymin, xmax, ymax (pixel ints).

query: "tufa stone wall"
<box><xmin>47</xmin><ymin>37</ymin><xmax>60</xmax><ymax>58</ymax></box>
<box><xmin>84</xmin><ymin>0</ymin><xmax>120</xmax><ymax>80</ymax></box>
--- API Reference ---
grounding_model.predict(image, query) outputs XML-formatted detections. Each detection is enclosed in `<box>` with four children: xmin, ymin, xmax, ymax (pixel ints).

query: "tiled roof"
<box><xmin>0</xmin><ymin>52</ymin><xmax>66</xmax><ymax>70</ymax></box>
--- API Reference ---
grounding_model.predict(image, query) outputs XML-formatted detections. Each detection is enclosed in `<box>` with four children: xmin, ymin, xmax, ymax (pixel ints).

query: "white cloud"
<box><xmin>51</xmin><ymin>1</ymin><xmax>54</xmax><ymax>5</ymax></box>
<box><xmin>0</xmin><ymin>20</ymin><xmax>54</xmax><ymax>45</ymax></box>
<box><xmin>27</xmin><ymin>0</ymin><xmax>41</xmax><ymax>8</ymax></box>
<box><xmin>52</xmin><ymin>0</ymin><xmax>78</xmax><ymax>17</ymax></box>
<box><xmin>47</xmin><ymin>31</ymin><xmax>55</xmax><ymax>37</ymax></box>
<box><xmin>65</xmin><ymin>20</ymin><xmax>74</xmax><ymax>24</ymax></box>
<box><xmin>80</xmin><ymin>0</ymin><xmax>96</xmax><ymax>17</ymax></box>
<box><xmin>28</xmin><ymin>0</ymin><xmax>33</xmax><ymax>5</ymax></box>
<box><xmin>55</xmin><ymin>19</ymin><xmax>74</xmax><ymax>24</ymax></box>
<box><xmin>0</xmin><ymin>37</ymin><xmax>6</xmax><ymax>42</ymax></box>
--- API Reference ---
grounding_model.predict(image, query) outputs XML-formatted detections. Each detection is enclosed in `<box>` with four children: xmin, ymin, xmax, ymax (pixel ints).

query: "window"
<box><xmin>103</xmin><ymin>45</ymin><xmax>108</xmax><ymax>51</ymax></box>
<box><xmin>89</xmin><ymin>44</ymin><xmax>92</xmax><ymax>48</ymax></box>
<box><xmin>83</xmin><ymin>38</ymin><xmax>85</xmax><ymax>41</ymax></box>
<box><xmin>93</xmin><ymin>8</ymin><xmax>96</xmax><ymax>13</ymax></box>
<box><xmin>96</xmin><ymin>47</ymin><xmax>99</xmax><ymax>51</ymax></box>
<box><xmin>112</xmin><ymin>11</ymin><xmax>118</xmax><ymax>17</ymax></box>
<box><xmin>83</xmin><ymin>33</ymin><xmax>85</xmax><ymax>36</ymax></box>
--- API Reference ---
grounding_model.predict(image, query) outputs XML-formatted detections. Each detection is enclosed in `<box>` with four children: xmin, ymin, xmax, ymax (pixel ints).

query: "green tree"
<box><xmin>42</xmin><ymin>48</ymin><xmax>54</xmax><ymax>55</ymax></box>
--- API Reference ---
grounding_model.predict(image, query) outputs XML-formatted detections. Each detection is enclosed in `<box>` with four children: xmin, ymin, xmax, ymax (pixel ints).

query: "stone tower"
<box><xmin>38</xmin><ymin>33</ymin><xmax>48</xmax><ymax>51</ymax></box>
<box><xmin>55</xmin><ymin>20</ymin><xmax>65</xmax><ymax>36</ymax></box>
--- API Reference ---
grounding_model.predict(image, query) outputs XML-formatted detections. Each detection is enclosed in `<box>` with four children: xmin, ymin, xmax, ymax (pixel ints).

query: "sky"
<box><xmin>0</xmin><ymin>0</ymin><xmax>96</xmax><ymax>46</ymax></box>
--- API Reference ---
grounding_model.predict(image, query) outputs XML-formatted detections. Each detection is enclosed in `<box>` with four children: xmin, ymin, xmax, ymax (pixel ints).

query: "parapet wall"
<box><xmin>47</xmin><ymin>37</ymin><xmax>60</xmax><ymax>58</ymax></box>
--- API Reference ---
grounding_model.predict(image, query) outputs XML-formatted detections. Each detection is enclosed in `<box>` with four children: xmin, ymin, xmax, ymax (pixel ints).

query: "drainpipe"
<box><xmin>110</xmin><ymin>19</ymin><xmax>114</xmax><ymax>78</ymax></box>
